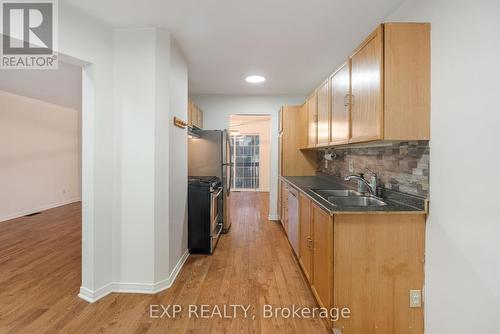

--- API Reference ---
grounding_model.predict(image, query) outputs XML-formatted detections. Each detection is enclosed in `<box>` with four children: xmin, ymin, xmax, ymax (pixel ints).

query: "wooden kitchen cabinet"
<box><xmin>307</xmin><ymin>92</ymin><xmax>318</xmax><ymax>148</ymax></box>
<box><xmin>350</xmin><ymin>25</ymin><xmax>384</xmax><ymax>142</ymax></box>
<box><xmin>188</xmin><ymin>98</ymin><xmax>203</xmax><ymax>129</ymax></box>
<box><xmin>383</xmin><ymin>23</ymin><xmax>430</xmax><ymax>140</ymax></box>
<box><xmin>332</xmin><ymin>214</ymin><xmax>425</xmax><ymax>333</ymax></box>
<box><xmin>197</xmin><ymin>108</ymin><xmax>203</xmax><ymax>128</ymax></box>
<box><xmin>311</xmin><ymin>203</ymin><xmax>333</xmax><ymax>310</ymax></box>
<box><xmin>280</xmin><ymin>180</ymin><xmax>289</xmax><ymax>234</ymax></box>
<box><xmin>279</xmin><ymin>107</ymin><xmax>283</xmax><ymax>133</ymax></box>
<box><xmin>317</xmin><ymin>80</ymin><xmax>330</xmax><ymax>146</ymax></box>
<box><xmin>298</xmin><ymin>193</ymin><xmax>313</xmax><ymax>283</ymax></box>
<box><xmin>278</xmin><ymin>106</ymin><xmax>316</xmax><ymax>177</ymax></box>
<box><xmin>302</xmin><ymin>23</ymin><xmax>430</xmax><ymax>147</ymax></box>
<box><xmin>188</xmin><ymin>99</ymin><xmax>193</xmax><ymax>125</ymax></box>
<box><xmin>330</xmin><ymin>62</ymin><xmax>351</xmax><ymax>145</ymax></box>
<box><xmin>349</xmin><ymin>23</ymin><xmax>430</xmax><ymax>143</ymax></box>
<box><xmin>286</xmin><ymin>180</ymin><xmax>426</xmax><ymax>332</ymax></box>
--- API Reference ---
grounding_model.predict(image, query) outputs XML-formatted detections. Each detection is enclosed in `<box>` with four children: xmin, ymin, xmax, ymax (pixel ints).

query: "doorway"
<box><xmin>0</xmin><ymin>61</ymin><xmax>82</xmax><ymax>221</ymax></box>
<box><xmin>229</xmin><ymin>115</ymin><xmax>271</xmax><ymax>193</ymax></box>
<box><xmin>231</xmin><ymin>134</ymin><xmax>260</xmax><ymax>190</ymax></box>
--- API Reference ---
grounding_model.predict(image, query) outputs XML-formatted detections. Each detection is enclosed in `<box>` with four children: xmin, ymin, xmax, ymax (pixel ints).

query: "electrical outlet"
<box><xmin>348</xmin><ymin>159</ymin><xmax>354</xmax><ymax>173</ymax></box>
<box><xmin>409</xmin><ymin>290</ymin><xmax>422</xmax><ymax>308</ymax></box>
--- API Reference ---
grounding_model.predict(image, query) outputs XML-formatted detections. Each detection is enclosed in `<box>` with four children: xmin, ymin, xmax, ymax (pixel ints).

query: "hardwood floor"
<box><xmin>0</xmin><ymin>192</ymin><xmax>330</xmax><ymax>333</ymax></box>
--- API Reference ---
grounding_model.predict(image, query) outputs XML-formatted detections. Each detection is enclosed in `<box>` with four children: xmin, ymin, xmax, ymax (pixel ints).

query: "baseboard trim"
<box><xmin>78</xmin><ymin>250</ymin><xmax>190</xmax><ymax>303</ymax></box>
<box><xmin>0</xmin><ymin>198</ymin><xmax>81</xmax><ymax>223</ymax></box>
<box><xmin>78</xmin><ymin>283</ymin><xmax>114</xmax><ymax>303</ymax></box>
<box><xmin>268</xmin><ymin>214</ymin><xmax>280</xmax><ymax>221</ymax></box>
<box><xmin>157</xmin><ymin>249</ymin><xmax>190</xmax><ymax>292</ymax></box>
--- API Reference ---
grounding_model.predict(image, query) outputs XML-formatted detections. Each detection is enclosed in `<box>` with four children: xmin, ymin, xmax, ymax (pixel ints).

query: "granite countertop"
<box><xmin>281</xmin><ymin>174</ymin><xmax>428</xmax><ymax>215</ymax></box>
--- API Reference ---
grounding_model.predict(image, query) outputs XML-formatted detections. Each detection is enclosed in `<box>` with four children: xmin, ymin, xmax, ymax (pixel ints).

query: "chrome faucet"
<box><xmin>344</xmin><ymin>173</ymin><xmax>377</xmax><ymax>196</ymax></box>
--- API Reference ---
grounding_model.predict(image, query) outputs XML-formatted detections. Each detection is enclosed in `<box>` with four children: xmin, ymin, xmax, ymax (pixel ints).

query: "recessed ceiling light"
<box><xmin>245</xmin><ymin>75</ymin><xmax>266</xmax><ymax>84</ymax></box>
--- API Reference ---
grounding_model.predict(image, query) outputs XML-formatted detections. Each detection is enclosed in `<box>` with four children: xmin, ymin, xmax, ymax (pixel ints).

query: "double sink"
<box><xmin>310</xmin><ymin>189</ymin><xmax>387</xmax><ymax>207</ymax></box>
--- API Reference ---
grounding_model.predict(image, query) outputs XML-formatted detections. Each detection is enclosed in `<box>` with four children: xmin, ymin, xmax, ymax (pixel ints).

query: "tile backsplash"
<box><xmin>318</xmin><ymin>141</ymin><xmax>430</xmax><ymax>198</ymax></box>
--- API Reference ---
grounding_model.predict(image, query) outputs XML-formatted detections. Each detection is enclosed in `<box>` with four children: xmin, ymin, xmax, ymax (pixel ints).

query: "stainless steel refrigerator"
<box><xmin>188</xmin><ymin>130</ymin><xmax>233</xmax><ymax>233</ymax></box>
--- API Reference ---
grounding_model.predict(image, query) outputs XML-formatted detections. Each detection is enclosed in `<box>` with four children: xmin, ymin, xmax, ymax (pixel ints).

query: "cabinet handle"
<box><xmin>307</xmin><ymin>237</ymin><xmax>313</xmax><ymax>250</ymax></box>
<box><xmin>344</xmin><ymin>94</ymin><xmax>355</xmax><ymax>107</ymax></box>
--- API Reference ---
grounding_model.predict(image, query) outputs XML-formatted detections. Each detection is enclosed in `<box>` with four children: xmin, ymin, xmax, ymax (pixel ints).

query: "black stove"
<box><xmin>188</xmin><ymin>176</ymin><xmax>219</xmax><ymax>184</ymax></box>
<box><xmin>188</xmin><ymin>176</ymin><xmax>223</xmax><ymax>254</ymax></box>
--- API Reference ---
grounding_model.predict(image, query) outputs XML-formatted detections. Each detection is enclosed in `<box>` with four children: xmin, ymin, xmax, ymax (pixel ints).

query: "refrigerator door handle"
<box><xmin>226</xmin><ymin>131</ymin><xmax>233</xmax><ymax>194</ymax></box>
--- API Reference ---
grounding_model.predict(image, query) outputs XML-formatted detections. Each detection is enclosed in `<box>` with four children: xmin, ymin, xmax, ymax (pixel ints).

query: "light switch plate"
<box><xmin>348</xmin><ymin>159</ymin><xmax>354</xmax><ymax>173</ymax></box>
<box><xmin>410</xmin><ymin>290</ymin><xmax>422</xmax><ymax>308</ymax></box>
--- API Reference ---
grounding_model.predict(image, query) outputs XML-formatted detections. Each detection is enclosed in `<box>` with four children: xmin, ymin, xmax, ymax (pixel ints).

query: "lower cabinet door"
<box><xmin>311</xmin><ymin>203</ymin><xmax>333</xmax><ymax>310</ymax></box>
<box><xmin>299</xmin><ymin>193</ymin><xmax>313</xmax><ymax>283</ymax></box>
<box><xmin>281</xmin><ymin>181</ymin><xmax>289</xmax><ymax>234</ymax></box>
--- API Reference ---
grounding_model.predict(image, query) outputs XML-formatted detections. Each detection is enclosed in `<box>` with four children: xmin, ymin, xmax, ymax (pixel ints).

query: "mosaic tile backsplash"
<box><xmin>318</xmin><ymin>141</ymin><xmax>430</xmax><ymax>198</ymax></box>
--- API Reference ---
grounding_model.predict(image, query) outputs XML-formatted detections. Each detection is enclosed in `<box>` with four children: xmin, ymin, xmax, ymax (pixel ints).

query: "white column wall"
<box><xmin>167</xmin><ymin>39</ymin><xmax>189</xmax><ymax>275</ymax></box>
<box><xmin>113</xmin><ymin>28</ymin><xmax>157</xmax><ymax>285</ymax></box>
<box><xmin>387</xmin><ymin>1</ymin><xmax>500</xmax><ymax>333</ymax></box>
<box><xmin>59</xmin><ymin>3</ymin><xmax>115</xmax><ymax>295</ymax></box>
<box><xmin>56</xmin><ymin>4</ymin><xmax>189</xmax><ymax>300</ymax></box>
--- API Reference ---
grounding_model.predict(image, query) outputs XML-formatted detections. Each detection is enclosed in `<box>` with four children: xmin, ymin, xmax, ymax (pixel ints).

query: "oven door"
<box><xmin>210</xmin><ymin>186</ymin><xmax>223</xmax><ymax>252</ymax></box>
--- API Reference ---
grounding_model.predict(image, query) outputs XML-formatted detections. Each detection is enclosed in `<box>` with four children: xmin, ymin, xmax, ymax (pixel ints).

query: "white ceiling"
<box><xmin>62</xmin><ymin>0</ymin><xmax>407</xmax><ymax>95</ymax></box>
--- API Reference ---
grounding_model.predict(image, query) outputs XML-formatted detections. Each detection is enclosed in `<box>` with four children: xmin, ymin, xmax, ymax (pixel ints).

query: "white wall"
<box><xmin>113</xmin><ymin>28</ymin><xmax>157</xmax><ymax>285</ymax></box>
<box><xmin>113</xmin><ymin>29</ymin><xmax>189</xmax><ymax>290</ymax></box>
<box><xmin>0</xmin><ymin>4</ymin><xmax>190</xmax><ymax>301</ymax></box>
<box><xmin>58</xmin><ymin>3</ymin><xmax>115</xmax><ymax>297</ymax></box>
<box><xmin>3</xmin><ymin>3</ymin><xmax>113</xmax><ymax>292</ymax></box>
<box><xmin>0</xmin><ymin>91</ymin><xmax>81</xmax><ymax>222</ymax></box>
<box><xmin>387</xmin><ymin>1</ymin><xmax>500</xmax><ymax>333</ymax></box>
<box><xmin>192</xmin><ymin>95</ymin><xmax>304</xmax><ymax>219</ymax></box>
<box><xmin>55</xmin><ymin>5</ymin><xmax>189</xmax><ymax>301</ymax></box>
<box><xmin>167</xmin><ymin>39</ymin><xmax>189</xmax><ymax>275</ymax></box>
<box><xmin>154</xmin><ymin>29</ymin><xmax>172</xmax><ymax>285</ymax></box>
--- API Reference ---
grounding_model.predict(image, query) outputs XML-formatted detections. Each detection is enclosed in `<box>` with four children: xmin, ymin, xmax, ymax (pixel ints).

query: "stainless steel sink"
<box><xmin>310</xmin><ymin>188</ymin><xmax>387</xmax><ymax>207</ymax></box>
<box><xmin>311</xmin><ymin>189</ymin><xmax>362</xmax><ymax>197</ymax></box>
<box><xmin>327</xmin><ymin>196</ymin><xmax>387</xmax><ymax>207</ymax></box>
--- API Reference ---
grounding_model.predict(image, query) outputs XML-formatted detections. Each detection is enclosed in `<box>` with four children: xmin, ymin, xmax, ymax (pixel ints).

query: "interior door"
<box><xmin>330</xmin><ymin>62</ymin><xmax>351</xmax><ymax>145</ymax></box>
<box><xmin>350</xmin><ymin>25</ymin><xmax>383</xmax><ymax>143</ymax></box>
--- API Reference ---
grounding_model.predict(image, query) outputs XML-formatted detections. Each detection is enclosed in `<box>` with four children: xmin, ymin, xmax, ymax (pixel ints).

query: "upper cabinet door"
<box><xmin>279</xmin><ymin>107</ymin><xmax>283</xmax><ymax>133</ymax></box>
<box><xmin>307</xmin><ymin>93</ymin><xmax>318</xmax><ymax>148</ymax></box>
<box><xmin>350</xmin><ymin>25</ymin><xmax>383</xmax><ymax>143</ymax></box>
<box><xmin>330</xmin><ymin>62</ymin><xmax>351</xmax><ymax>145</ymax></box>
<box><xmin>316</xmin><ymin>80</ymin><xmax>330</xmax><ymax>146</ymax></box>
<box><xmin>188</xmin><ymin>99</ymin><xmax>193</xmax><ymax>125</ymax></box>
<box><xmin>198</xmin><ymin>109</ymin><xmax>203</xmax><ymax>129</ymax></box>
<box><xmin>383</xmin><ymin>23</ymin><xmax>430</xmax><ymax>140</ymax></box>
